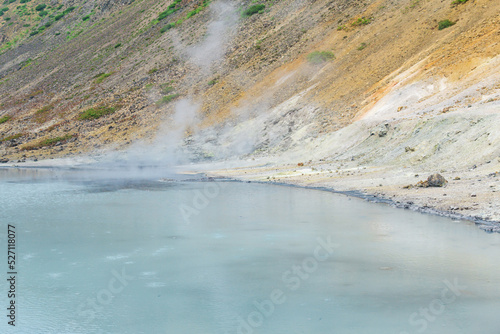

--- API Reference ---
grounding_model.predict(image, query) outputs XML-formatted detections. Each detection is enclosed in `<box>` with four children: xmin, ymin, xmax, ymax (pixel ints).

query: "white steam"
<box><xmin>184</xmin><ymin>1</ymin><xmax>238</xmax><ymax>69</ymax></box>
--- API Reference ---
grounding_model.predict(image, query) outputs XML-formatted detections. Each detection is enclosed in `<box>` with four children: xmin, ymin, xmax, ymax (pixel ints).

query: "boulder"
<box><xmin>427</xmin><ymin>173</ymin><xmax>447</xmax><ymax>187</ymax></box>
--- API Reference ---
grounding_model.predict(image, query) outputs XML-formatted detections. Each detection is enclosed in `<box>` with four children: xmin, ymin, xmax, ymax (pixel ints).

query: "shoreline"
<box><xmin>204</xmin><ymin>161</ymin><xmax>500</xmax><ymax>233</ymax></box>
<box><xmin>250</xmin><ymin>181</ymin><xmax>499</xmax><ymax>233</ymax></box>
<box><xmin>2</xmin><ymin>158</ymin><xmax>499</xmax><ymax>233</ymax></box>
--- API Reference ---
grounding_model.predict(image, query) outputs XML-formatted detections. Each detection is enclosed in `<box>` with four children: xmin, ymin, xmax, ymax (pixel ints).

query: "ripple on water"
<box><xmin>152</xmin><ymin>247</ymin><xmax>170</xmax><ymax>256</ymax></box>
<box><xmin>23</xmin><ymin>253</ymin><xmax>35</xmax><ymax>260</ymax></box>
<box><xmin>47</xmin><ymin>272</ymin><xmax>64</xmax><ymax>279</ymax></box>
<box><xmin>146</xmin><ymin>282</ymin><xmax>166</xmax><ymax>288</ymax></box>
<box><xmin>105</xmin><ymin>254</ymin><xmax>129</xmax><ymax>261</ymax></box>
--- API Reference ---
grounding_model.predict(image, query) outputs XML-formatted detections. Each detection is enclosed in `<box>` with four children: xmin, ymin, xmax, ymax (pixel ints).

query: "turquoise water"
<box><xmin>0</xmin><ymin>168</ymin><xmax>500</xmax><ymax>334</ymax></box>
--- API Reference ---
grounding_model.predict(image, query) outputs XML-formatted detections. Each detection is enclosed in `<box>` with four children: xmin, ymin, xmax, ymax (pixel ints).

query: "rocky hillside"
<box><xmin>0</xmin><ymin>0</ymin><xmax>499</xmax><ymax>164</ymax></box>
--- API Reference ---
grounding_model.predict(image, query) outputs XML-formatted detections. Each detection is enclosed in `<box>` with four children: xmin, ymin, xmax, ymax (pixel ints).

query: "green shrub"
<box><xmin>63</xmin><ymin>6</ymin><xmax>75</xmax><ymax>14</ymax></box>
<box><xmin>438</xmin><ymin>19</ymin><xmax>455</xmax><ymax>30</ymax></box>
<box><xmin>114</xmin><ymin>43</ymin><xmax>121</xmax><ymax>48</ymax></box>
<box><xmin>29</xmin><ymin>30</ymin><xmax>39</xmax><ymax>36</ymax></box>
<box><xmin>155</xmin><ymin>94</ymin><xmax>179</xmax><ymax>106</ymax></box>
<box><xmin>160</xmin><ymin>23</ymin><xmax>174</xmax><ymax>32</ymax></box>
<box><xmin>78</xmin><ymin>105</ymin><xmax>119</xmax><ymax>120</ymax></box>
<box><xmin>0</xmin><ymin>115</ymin><xmax>11</xmax><ymax>124</ymax></box>
<box><xmin>452</xmin><ymin>0</ymin><xmax>468</xmax><ymax>4</ymax></box>
<box><xmin>35</xmin><ymin>4</ymin><xmax>46</xmax><ymax>11</ymax></box>
<box><xmin>148</xmin><ymin>68</ymin><xmax>158</xmax><ymax>74</ymax></box>
<box><xmin>36</xmin><ymin>104</ymin><xmax>54</xmax><ymax>114</ymax></box>
<box><xmin>0</xmin><ymin>133</ymin><xmax>22</xmax><ymax>142</ymax></box>
<box><xmin>93</xmin><ymin>72</ymin><xmax>111</xmax><ymax>84</ymax></box>
<box><xmin>44</xmin><ymin>21</ymin><xmax>51</xmax><ymax>27</ymax></box>
<box><xmin>351</xmin><ymin>17</ymin><xmax>371</xmax><ymax>26</ymax></box>
<box><xmin>307</xmin><ymin>51</ymin><xmax>335</xmax><ymax>64</ymax></box>
<box><xmin>243</xmin><ymin>4</ymin><xmax>265</xmax><ymax>17</ymax></box>
<box><xmin>357</xmin><ymin>42</ymin><xmax>367</xmax><ymax>50</ymax></box>
<box><xmin>185</xmin><ymin>1</ymin><xmax>209</xmax><ymax>19</ymax></box>
<box><xmin>3</xmin><ymin>16</ymin><xmax>10</xmax><ymax>20</ymax></box>
<box><xmin>20</xmin><ymin>0</ymin><xmax>30</xmax><ymax>3</ymax></box>
<box><xmin>158</xmin><ymin>6</ymin><xmax>180</xmax><ymax>21</ymax></box>
<box><xmin>82</xmin><ymin>14</ymin><xmax>90</xmax><ymax>21</ymax></box>
<box><xmin>208</xmin><ymin>79</ymin><xmax>217</xmax><ymax>86</ymax></box>
<box><xmin>161</xmin><ymin>85</ymin><xmax>174</xmax><ymax>94</ymax></box>
<box><xmin>38</xmin><ymin>10</ymin><xmax>48</xmax><ymax>16</ymax></box>
<box><xmin>54</xmin><ymin>13</ymin><xmax>63</xmax><ymax>20</ymax></box>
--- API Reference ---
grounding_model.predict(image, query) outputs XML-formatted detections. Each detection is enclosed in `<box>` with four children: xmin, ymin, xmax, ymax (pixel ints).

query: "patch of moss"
<box><xmin>23</xmin><ymin>134</ymin><xmax>75</xmax><ymax>150</ymax></box>
<box><xmin>93</xmin><ymin>72</ymin><xmax>112</xmax><ymax>84</ymax></box>
<box><xmin>307</xmin><ymin>51</ymin><xmax>335</xmax><ymax>64</ymax></box>
<box><xmin>0</xmin><ymin>133</ymin><xmax>22</xmax><ymax>142</ymax></box>
<box><xmin>243</xmin><ymin>4</ymin><xmax>265</xmax><ymax>17</ymax></box>
<box><xmin>0</xmin><ymin>115</ymin><xmax>11</xmax><ymax>124</ymax></box>
<box><xmin>78</xmin><ymin>105</ymin><xmax>119</xmax><ymax>120</ymax></box>
<box><xmin>155</xmin><ymin>94</ymin><xmax>179</xmax><ymax>106</ymax></box>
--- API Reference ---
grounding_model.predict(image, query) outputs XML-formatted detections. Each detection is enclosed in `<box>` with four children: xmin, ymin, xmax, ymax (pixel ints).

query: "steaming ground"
<box><xmin>199</xmin><ymin>73</ymin><xmax>500</xmax><ymax>231</ymax></box>
<box><xmin>1</xmin><ymin>0</ymin><xmax>499</xmax><ymax>231</ymax></box>
<box><xmin>4</xmin><ymin>71</ymin><xmax>500</xmax><ymax>232</ymax></box>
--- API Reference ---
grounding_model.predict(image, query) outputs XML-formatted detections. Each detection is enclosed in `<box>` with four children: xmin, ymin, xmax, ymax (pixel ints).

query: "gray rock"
<box><xmin>427</xmin><ymin>173</ymin><xmax>447</xmax><ymax>187</ymax></box>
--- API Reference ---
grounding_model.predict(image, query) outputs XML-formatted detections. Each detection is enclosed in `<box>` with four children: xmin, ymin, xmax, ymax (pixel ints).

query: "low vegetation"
<box><xmin>78</xmin><ymin>105</ymin><xmax>120</xmax><ymax>120</ymax></box>
<box><xmin>243</xmin><ymin>4</ymin><xmax>265</xmax><ymax>17</ymax></box>
<box><xmin>155</xmin><ymin>94</ymin><xmax>180</xmax><ymax>106</ymax></box>
<box><xmin>0</xmin><ymin>115</ymin><xmax>11</xmax><ymax>124</ymax></box>
<box><xmin>157</xmin><ymin>0</ymin><xmax>182</xmax><ymax>21</ymax></box>
<box><xmin>93</xmin><ymin>72</ymin><xmax>112</xmax><ymax>84</ymax></box>
<box><xmin>0</xmin><ymin>133</ymin><xmax>22</xmax><ymax>142</ymax></box>
<box><xmin>157</xmin><ymin>0</ymin><xmax>210</xmax><ymax>32</ymax></box>
<box><xmin>160</xmin><ymin>23</ymin><xmax>174</xmax><ymax>33</ymax></box>
<box><xmin>438</xmin><ymin>19</ymin><xmax>455</xmax><ymax>30</ymax></box>
<box><xmin>161</xmin><ymin>85</ymin><xmax>174</xmax><ymax>94</ymax></box>
<box><xmin>452</xmin><ymin>0</ymin><xmax>468</xmax><ymax>4</ymax></box>
<box><xmin>23</xmin><ymin>134</ymin><xmax>75</xmax><ymax>150</ymax></box>
<box><xmin>33</xmin><ymin>104</ymin><xmax>55</xmax><ymax>123</ymax></box>
<box><xmin>357</xmin><ymin>42</ymin><xmax>367</xmax><ymax>51</ymax></box>
<box><xmin>351</xmin><ymin>17</ymin><xmax>371</xmax><ymax>26</ymax></box>
<box><xmin>307</xmin><ymin>51</ymin><xmax>335</xmax><ymax>64</ymax></box>
<box><xmin>36</xmin><ymin>104</ymin><xmax>54</xmax><ymax>114</ymax></box>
